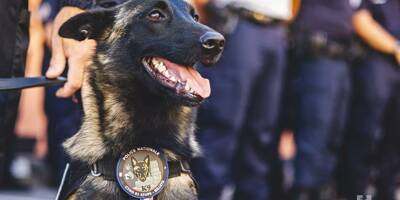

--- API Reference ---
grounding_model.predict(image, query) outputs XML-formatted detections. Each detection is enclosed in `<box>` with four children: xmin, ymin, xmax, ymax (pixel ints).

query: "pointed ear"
<box><xmin>131</xmin><ymin>157</ymin><xmax>138</xmax><ymax>166</ymax></box>
<box><xmin>59</xmin><ymin>9</ymin><xmax>115</xmax><ymax>41</ymax></box>
<box><xmin>144</xmin><ymin>156</ymin><xmax>150</xmax><ymax>165</ymax></box>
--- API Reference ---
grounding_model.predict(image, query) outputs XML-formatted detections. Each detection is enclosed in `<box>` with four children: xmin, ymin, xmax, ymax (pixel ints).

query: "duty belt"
<box><xmin>228</xmin><ymin>5</ymin><xmax>282</xmax><ymax>26</ymax></box>
<box><xmin>288</xmin><ymin>27</ymin><xmax>367</xmax><ymax>62</ymax></box>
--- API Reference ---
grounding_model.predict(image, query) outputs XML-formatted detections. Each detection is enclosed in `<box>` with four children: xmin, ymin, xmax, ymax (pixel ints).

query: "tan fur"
<box><xmin>157</xmin><ymin>174</ymin><xmax>198</xmax><ymax>200</ymax></box>
<box><xmin>102</xmin><ymin>90</ymin><xmax>133</xmax><ymax>138</ymax></box>
<box><xmin>97</xmin><ymin>53</ymin><xmax>113</xmax><ymax>65</ymax></box>
<box><xmin>67</xmin><ymin>193</ymin><xmax>77</xmax><ymax>200</ymax></box>
<box><xmin>63</xmin><ymin>73</ymin><xmax>107</xmax><ymax>164</ymax></box>
<box><xmin>107</xmin><ymin>6</ymin><xmax>142</xmax><ymax>43</ymax></box>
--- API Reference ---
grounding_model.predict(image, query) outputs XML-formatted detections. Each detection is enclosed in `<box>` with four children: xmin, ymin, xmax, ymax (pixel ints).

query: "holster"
<box><xmin>288</xmin><ymin>26</ymin><xmax>368</xmax><ymax>63</ymax></box>
<box><xmin>226</xmin><ymin>4</ymin><xmax>283</xmax><ymax>26</ymax></box>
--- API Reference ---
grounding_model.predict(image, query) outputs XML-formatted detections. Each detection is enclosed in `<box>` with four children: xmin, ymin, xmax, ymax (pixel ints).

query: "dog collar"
<box><xmin>91</xmin><ymin>147</ymin><xmax>192</xmax><ymax>199</ymax></box>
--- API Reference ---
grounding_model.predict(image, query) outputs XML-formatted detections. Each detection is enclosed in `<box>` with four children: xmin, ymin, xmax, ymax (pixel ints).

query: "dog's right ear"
<box><xmin>59</xmin><ymin>9</ymin><xmax>115</xmax><ymax>41</ymax></box>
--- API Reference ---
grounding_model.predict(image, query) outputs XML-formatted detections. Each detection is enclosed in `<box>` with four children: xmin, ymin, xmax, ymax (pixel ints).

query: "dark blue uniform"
<box><xmin>338</xmin><ymin>0</ymin><xmax>400</xmax><ymax>199</ymax></box>
<box><xmin>288</xmin><ymin>0</ymin><xmax>354</xmax><ymax>196</ymax></box>
<box><xmin>191</xmin><ymin>20</ymin><xmax>287</xmax><ymax>200</ymax></box>
<box><xmin>0</xmin><ymin>0</ymin><xmax>29</xmax><ymax>187</ymax></box>
<box><xmin>295</xmin><ymin>0</ymin><xmax>354</xmax><ymax>41</ymax></box>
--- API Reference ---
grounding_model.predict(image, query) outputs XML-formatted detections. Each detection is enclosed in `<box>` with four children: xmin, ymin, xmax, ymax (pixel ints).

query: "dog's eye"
<box><xmin>148</xmin><ymin>10</ymin><xmax>166</xmax><ymax>21</ymax></box>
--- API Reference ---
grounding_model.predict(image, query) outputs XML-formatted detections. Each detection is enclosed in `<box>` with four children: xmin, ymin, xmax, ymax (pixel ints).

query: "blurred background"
<box><xmin>1</xmin><ymin>0</ymin><xmax>400</xmax><ymax>200</ymax></box>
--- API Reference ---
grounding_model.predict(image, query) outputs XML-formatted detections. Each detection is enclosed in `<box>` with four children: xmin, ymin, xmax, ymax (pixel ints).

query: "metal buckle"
<box><xmin>91</xmin><ymin>162</ymin><xmax>102</xmax><ymax>177</ymax></box>
<box><xmin>179</xmin><ymin>161</ymin><xmax>191</xmax><ymax>174</ymax></box>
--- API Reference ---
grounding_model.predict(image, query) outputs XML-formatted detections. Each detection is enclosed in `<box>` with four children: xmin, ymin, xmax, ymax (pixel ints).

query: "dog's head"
<box><xmin>59</xmin><ymin>0</ymin><xmax>224</xmax><ymax>106</ymax></box>
<box><xmin>131</xmin><ymin>156</ymin><xmax>150</xmax><ymax>182</ymax></box>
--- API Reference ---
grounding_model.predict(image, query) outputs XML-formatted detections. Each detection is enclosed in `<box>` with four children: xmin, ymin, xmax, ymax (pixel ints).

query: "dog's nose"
<box><xmin>200</xmin><ymin>32</ymin><xmax>225</xmax><ymax>51</ymax></box>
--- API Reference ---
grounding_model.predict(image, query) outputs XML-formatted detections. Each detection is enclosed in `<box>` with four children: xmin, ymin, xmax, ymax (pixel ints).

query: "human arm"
<box><xmin>353</xmin><ymin>9</ymin><xmax>400</xmax><ymax>63</ymax></box>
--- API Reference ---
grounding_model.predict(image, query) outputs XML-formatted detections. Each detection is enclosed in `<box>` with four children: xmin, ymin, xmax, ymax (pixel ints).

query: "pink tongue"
<box><xmin>158</xmin><ymin>58</ymin><xmax>211</xmax><ymax>98</ymax></box>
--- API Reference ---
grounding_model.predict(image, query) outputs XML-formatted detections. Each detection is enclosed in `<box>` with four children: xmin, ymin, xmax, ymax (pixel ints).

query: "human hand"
<box><xmin>46</xmin><ymin>6</ymin><xmax>96</xmax><ymax>98</ymax></box>
<box><xmin>15</xmin><ymin>88</ymin><xmax>48</xmax><ymax>159</ymax></box>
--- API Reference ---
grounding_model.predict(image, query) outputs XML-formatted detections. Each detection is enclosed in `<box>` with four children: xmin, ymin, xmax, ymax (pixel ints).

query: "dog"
<box><xmin>56</xmin><ymin>0</ymin><xmax>224</xmax><ymax>199</ymax></box>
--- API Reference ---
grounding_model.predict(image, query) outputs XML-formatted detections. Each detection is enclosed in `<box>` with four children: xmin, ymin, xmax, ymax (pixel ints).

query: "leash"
<box><xmin>0</xmin><ymin>76</ymin><xmax>67</xmax><ymax>91</ymax></box>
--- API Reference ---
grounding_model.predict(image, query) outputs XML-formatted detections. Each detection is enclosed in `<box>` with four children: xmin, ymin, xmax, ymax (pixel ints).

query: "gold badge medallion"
<box><xmin>116</xmin><ymin>147</ymin><xmax>168</xmax><ymax>199</ymax></box>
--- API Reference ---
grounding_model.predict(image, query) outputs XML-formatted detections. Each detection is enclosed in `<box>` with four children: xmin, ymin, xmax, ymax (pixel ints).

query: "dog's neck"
<box><xmin>63</xmin><ymin>62</ymin><xmax>200</xmax><ymax>164</ymax></box>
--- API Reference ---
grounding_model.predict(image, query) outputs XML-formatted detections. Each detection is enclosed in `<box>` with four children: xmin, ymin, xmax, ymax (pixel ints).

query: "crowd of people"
<box><xmin>0</xmin><ymin>0</ymin><xmax>400</xmax><ymax>200</ymax></box>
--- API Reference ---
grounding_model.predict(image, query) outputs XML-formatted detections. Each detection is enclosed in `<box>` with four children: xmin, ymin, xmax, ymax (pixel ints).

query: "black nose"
<box><xmin>200</xmin><ymin>32</ymin><xmax>225</xmax><ymax>51</ymax></box>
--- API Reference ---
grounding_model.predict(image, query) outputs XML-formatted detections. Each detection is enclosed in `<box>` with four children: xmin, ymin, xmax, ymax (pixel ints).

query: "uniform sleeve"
<box><xmin>61</xmin><ymin>0</ymin><xmax>127</xmax><ymax>9</ymax></box>
<box><xmin>61</xmin><ymin>0</ymin><xmax>94</xmax><ymax>9</ymax></box>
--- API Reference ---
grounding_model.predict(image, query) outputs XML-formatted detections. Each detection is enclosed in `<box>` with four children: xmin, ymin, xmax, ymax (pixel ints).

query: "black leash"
<box><xmin>0</xmin><ymin>76</ymin><xmax>67</xmax><ymax>91</ymax></box>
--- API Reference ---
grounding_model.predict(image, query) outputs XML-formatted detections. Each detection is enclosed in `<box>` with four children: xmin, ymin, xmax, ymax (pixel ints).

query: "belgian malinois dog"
<box><xmin>56</xmin><ymin>0</ymin><xmax>224</xmax><ymax>199</ymax></box>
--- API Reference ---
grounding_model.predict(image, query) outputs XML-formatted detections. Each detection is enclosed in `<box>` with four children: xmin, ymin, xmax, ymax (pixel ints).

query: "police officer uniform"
<box><xmin>288</xmin><ymin>0</ymin><xmax>355</xmax><ymax>198</ymax></box>
<box><xmin>0</xmin><ymin>0</ymin><xmax>29</xmax><ymax>188</ymax></box>
<box><xmin>338</xmin><ymin>0</ymin><xmax>400</xmax><ymax>199</ymax></box>
<box><xmin>190</xmin><ymin>3</ymin><xmax>288</xmax><ymax>199</ymax></box>
<box><xmin>0</xmin><ymin>0</ymin><xmax>96</xmax><ymax>188</ymax></box>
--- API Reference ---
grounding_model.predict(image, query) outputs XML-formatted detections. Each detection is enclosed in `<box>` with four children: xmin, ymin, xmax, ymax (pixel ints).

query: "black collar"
<box><xmin>90</xmin><ymin>154</ymin><xmax>192</xmax><ymax>181</ymax></box>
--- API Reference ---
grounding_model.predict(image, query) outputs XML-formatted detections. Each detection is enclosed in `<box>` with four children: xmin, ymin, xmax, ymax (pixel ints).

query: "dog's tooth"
<box><xmin>155</xmin><ymin>63</ymin><xmax>162</xmax><ymax>71</ymax></box>
<box><xmin>163</xmin><ymin>70</ymin><xmax>171</xmax><ymax>77</ymax></box>
<box><xmin>184</xmin><ymin>83</ymin><xmax>190</xmax><ymax>91</ymax></box>
<box><xmin>159</xmin><ymin>63</ymin><xmax>166</xmax><ymax>71</ymax></box>
<box><xmin>152</xmin><ymin>59</ymin><xmax>159</xmax><ymax>65</ymax></box>
<box><xmin>170</xmin><ymin>76</ymin><xmax>177</xmax><ymax>82</ymax></box>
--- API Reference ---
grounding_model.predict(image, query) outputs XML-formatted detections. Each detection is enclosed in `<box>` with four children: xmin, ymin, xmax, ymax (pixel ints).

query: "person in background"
<box><xmin>190</xmin><ymin>1</ymin><xmax>291</xmax><ymax>199</ymax></box>
<box><xmin>287</xmin><ymin>0</ymin><xmax>358</xmax><ymax>199</ymax></box>
<box><xmin>15</xmin><ymin>0</ymin><xmax>47</xmax><ymax>162</ymax></box>
<box><xmin>338</xmin><ymin>0</ymin><xmax>400</xmax><ymax>199</ymax></box>
<box><xmin>0</xmin><ymin>0</ymin><xmax>32</xmax><ymax>189</ymax></box>
<box><xmin>0</xmin><ymin>0</ymin><xmax>95</xmax><ymax>188</ymax></box>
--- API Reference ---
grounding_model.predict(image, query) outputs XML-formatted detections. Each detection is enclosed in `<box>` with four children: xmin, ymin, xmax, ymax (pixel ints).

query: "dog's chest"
<box><xmin>73</xmin><ymin>174</ymin><xmax>197</xmax><ymax>200</ymax></box>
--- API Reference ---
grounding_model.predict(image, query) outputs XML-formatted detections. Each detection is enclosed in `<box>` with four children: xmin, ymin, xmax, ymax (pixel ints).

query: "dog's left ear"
<box><xmin>59</xmin><ymin>9</ymin><xmax>115</xmax><ymax>41</ymax></box>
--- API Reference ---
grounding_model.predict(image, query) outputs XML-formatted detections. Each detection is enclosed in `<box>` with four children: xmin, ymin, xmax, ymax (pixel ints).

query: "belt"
<box><xmin>0</xmin><ymin>76</ymin><xmax>66</xmax><ymax>91</ymax></box>
<box><xmin>227</xmin><ymin>5</ymin><xmax>282</xmax><ymax>26</ymax></box>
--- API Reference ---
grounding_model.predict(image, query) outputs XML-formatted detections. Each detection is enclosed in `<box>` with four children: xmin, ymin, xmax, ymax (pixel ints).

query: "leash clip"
<box><xmin>180</xmin><ymin>161</ymin><xmax>191</xmax><ymax>174</ymax></box>
<box><xmin>91</xmin><ymin>163</ymin><xmax>102</xmax><ymax>177</ymax></box>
